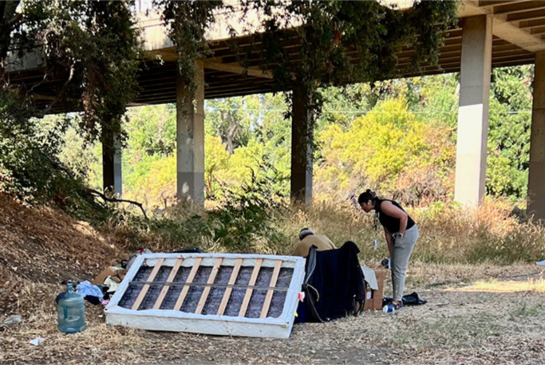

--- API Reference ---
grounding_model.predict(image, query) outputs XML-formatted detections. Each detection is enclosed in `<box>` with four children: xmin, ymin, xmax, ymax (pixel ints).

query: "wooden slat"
<box><xmin>217</xmin><ymin>258</ymin><xmax>243</xmax><ymax>316</ymax></box>
<box><xmin>195</xmin><ymin>258</ymin><xmax>223</xmax><ymax>314</ymax></box>
<box><xmin>260</xmin><ymin>260</ymin><xmax>283</xmax><ymax>318</ymax></box>
<box><xmin>152</xmin><ymin>258</ymin><xmax>183</xmax><ymax>310</ymax></box>
<box><xmin>173</xmin><ymin>257</ymin><xmax>203</xmax><ymax>311</ymax></box>
<box><xmin>239</xmin><ymin>258</ymin><xmax>263</xmax><ymax>317</ymax></box>
<box><xmin>131</xmin><ymin>258</ymin><xmax>165</xmax><ymax>310</ymax></box>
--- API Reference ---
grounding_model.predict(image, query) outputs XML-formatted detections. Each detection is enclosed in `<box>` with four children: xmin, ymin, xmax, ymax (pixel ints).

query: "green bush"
<box><xmin>125</xmin><ymin>167</ymin><xmax>290</xmax><ymax>254</ymax></box>
<box><xmin>0</xmin><ymin>91</ymin><xmax>111</xmax><ymax>223</ymax></box>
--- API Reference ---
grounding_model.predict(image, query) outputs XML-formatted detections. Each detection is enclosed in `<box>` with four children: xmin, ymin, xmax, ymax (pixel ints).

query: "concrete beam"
<box><xmin>203</xmin><ymin>60</ymin><xmax>273</xmax><ymax>79</ymax></box>
<box><xmin>176</xmin><ymin>60</ymin><xmax>205</xmax><ymax>205</ymax></box>
<box><xmin>463</xmin><ymin>1</ymin><xmax>545</xmax><ymax>53</ymax></box>
<box><xmin>454</xmin><ymin>15</ymin><xmax>493</xmax><ymax>206</ymax></box>
<box><xmin>528</xmin><ymin>51</ymin><xmax>545</xmax><ymax>221</ymax></box>
<box><xmin>290</xmin><ymin>85</ymin><xmax>313</xmax><ymax>205</ymax></box>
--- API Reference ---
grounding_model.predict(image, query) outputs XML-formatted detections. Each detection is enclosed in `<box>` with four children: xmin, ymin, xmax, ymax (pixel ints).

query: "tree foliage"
<box><xmin>153</xmin><ymin>0</ymin><xmax>223</xmax><ymax>91</ymax></box>
<box><xmin>487</xmin><ymin>66</ymin><xmax>533</xmax><ymax>198</ymax></box>
<box><xmin>3</xmin><ymin>1</ymin><xmax>141</xmax><ymax>145</ymax></box>
<box><xmin>0</xmin><ymin>0</ymin><xmax>141</xmax><ymax>216</ymax></box>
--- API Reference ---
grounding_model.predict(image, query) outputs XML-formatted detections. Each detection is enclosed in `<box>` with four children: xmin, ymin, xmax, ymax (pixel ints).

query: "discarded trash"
<box><xmin>383</xmin><ymin>292</ymin><xmax>427</xmax><ymax>307</ymax></box>
<box><xmin>57</xmin><ymin>283</ymin><xmax>86</xmax><ymax>334</ymax></box>
<box><xmin>401</xmin><ymin>292</ymin><xmax>427</xmax><ymax>306</ymax></box>
<box><xmin>126</xmin><ymin>248</ymin><xmax>153</xmax><ymax>270</ymax></box>
<box><xmin>93</xmin><ymin>266</ymin><xmax>127</xmax><ymax>285</ymax></box>
<box><xmin>76</xmin><ymin>281</ymin><xmax>103</xmax><ymax>305</ymax></box>
<box><xmin>536</xmin><ymin>259</ymin><xmax>545</xmax><ymax>266</ymax></box>
<box><xmin>2</xmin><ymin>315</ymin><xmax>22</xmax><ymax>327</ymax></box>
<box><xmin>173</xmin><ymin>247</ymin><xmax>205</xmax><ymax>254</ymax></box>
<box><xmin>383</xmin><ymin>304</ymin><xmax>395</xmax><ymax>313</ymax></box>
<box><xmin>106</xmin><ymin>253</ymin><xmax>306</xmax><ymax>338</ymax></box>
<box><xmin>104</xmin><ymin>276</ymin><xmax>120</xmax><ymax>293</ymax></box>
<box><xmin>76</xmin><ymin>281</ymin><xmax>103</xmax><ymax>300</ymax></box>
<box><xmin>29</xmin><ymin>337</ymin><xmax>45</xmax><ymax>346</ymax></box>
<box><xmin>373</xmin><ymin>240</ymin><xmax>379</xmax><ymax>250</ymax></box>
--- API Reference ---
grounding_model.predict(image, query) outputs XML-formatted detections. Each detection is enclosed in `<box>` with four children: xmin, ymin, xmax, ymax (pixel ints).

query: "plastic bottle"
<box><xmin>57</xmin><ymin>283</ymin><xmax>86</xmax><ymax>333</ymax></box>
<box><xmin>383</xmin><ymin>304</ymin><xmax>395</xmax><ymax>313</ymax></box>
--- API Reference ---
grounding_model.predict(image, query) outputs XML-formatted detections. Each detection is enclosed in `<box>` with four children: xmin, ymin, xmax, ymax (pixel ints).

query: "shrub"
<box><xmin>0</xmin><ymin>91</ymin><xmax>111</xmax><ymax>223</ymax></box>
<box><xmin>124</xmin><ymin>166</ymin><xmax>290</xmax><ymax>254</ymax></box>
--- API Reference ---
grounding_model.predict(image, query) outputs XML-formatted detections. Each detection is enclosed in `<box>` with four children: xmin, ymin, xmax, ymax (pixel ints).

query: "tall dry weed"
<box><xmin>117</xmin><ymin>193</ymin><xmax>545</xmax><ymax>265</ymax></box>
<box><xmin>276</xmin><ymin>197</ymin><xmax>545</xmax><ymax>265</ymax></box>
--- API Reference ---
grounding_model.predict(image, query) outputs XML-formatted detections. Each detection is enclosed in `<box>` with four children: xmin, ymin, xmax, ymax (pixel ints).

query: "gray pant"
<box><xmin>391</xmin><ymin>225</ymin><xmax>419</xmax><ymax>301</ymax></box>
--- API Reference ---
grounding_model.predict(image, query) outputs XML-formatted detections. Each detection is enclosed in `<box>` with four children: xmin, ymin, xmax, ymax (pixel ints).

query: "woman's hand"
<box><xmin>384</xmin><ymin>226</ymin><xmax>393</xmax><ymax>255</ymax></box>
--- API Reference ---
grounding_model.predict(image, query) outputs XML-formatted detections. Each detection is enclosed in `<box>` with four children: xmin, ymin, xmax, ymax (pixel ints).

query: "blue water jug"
<box><xmin>57</xmin><ymin>283</ymin><xmax>86</xmax><ymax>333</ymax></box>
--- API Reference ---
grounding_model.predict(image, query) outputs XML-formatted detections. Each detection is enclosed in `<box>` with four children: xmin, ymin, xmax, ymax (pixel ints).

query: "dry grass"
<box><xmin>272</xmin><ymin>198</ymin><xmax>545</xmax><ymax>265</ymax></box>
<box><xmin>2</xmin><ymin>193</ymin><xmax>545</xmax><ymax>363</ymax></box>
<box><xmin>2</xmin><ymin>264</ymin><xmax>545</xmax><ymax>364</ymax></box>
<box><xmin>0</xmin><ymin>193</ymin><xmax>128</xmax><ymax>316</ymax></box>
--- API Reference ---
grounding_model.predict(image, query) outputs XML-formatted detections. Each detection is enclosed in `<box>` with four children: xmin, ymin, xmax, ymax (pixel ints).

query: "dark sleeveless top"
<box><xmin>375</xmin><ymin>199</ymin><xmax>416</xmax><ymax>234</ymax></box>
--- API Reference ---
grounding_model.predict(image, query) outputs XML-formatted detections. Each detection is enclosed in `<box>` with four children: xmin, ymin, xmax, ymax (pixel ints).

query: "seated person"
<box><xmin>293</xmin><ymin>228</ymin><xmax>336</xmax><ymax>257</ymax></box>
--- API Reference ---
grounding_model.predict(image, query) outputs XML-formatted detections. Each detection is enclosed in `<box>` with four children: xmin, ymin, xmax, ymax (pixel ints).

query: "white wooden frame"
<box><xmin>105</xmin><ymin>253</ymin><xmax>306</xmax><ymax>339</ymax></box>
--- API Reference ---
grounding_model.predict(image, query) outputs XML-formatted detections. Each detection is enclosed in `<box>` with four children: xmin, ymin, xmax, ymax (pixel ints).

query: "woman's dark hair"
<box><xmin>357</xmin><ymin>189</ymin><xmax>378</xmax><ymax>205</ymax></box>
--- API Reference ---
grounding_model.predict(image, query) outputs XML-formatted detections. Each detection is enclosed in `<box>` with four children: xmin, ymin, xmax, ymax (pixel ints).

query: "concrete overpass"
<box><xmin>6</xmin><ymin>1</ymin><xmax>545</xmax><ymax>219</ymax></box>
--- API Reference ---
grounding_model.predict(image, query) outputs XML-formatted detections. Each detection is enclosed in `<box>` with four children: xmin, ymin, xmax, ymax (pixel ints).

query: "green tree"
<box><xmin>315</xmin><ymin>98</ymin><xmax>455</xmax><ymax>204</ymax></box>
<box><xmin>206</xmin><ymin>97</ymin><xmax>255</xmax><ymax>154</ymax></box>
<box><xmin>486</xmin><ymin>66</ymin><xmax>533</xmax><ymax>198</ymax></box>
<box><xmin>1</xmin><ymin>1</ymin><xmax>141</xmax><ymax>212</ymax></box>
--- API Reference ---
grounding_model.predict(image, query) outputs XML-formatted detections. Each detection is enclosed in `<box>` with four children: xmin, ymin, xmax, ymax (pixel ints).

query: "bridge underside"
<box><xmin>8</xmin><ymin>29</ymin><xmax>537</xmax><ymax>111</ymax></box>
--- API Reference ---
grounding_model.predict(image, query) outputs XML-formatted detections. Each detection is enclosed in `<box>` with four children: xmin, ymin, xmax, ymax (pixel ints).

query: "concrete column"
<box><xmin>291</xmin><ymin>85</ymin><xmax>313</xmax><ymax>205</ymax></box>
<box><xmin>102</xmin><ymin>136</ymin><xmax>122</xmax><ymax>197</ymax></box>
<box><xmin>528</xmin><ymin>51</ymin><xmax>545</xmax><ymax>221</ymax></box>
<box><xmin>176</xmin><ymin>60</ymin><xmax>205</xmax><ymax>204</ymax></box>
<box><xmin>454</xmin><ymin>15</ymin><xmax>493</xmax><ymax>206</ymax></box>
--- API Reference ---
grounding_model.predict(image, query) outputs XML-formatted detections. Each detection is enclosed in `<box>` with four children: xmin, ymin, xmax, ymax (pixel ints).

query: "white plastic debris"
<box><xmin>29</xmin><ymin>337</ymin><xmax>45</xmax><ymax>347</ymax></box>
<box><xmin>536</xmin><ymin>259</ymin><xmax>545</xmax><ymax>266</ymax></box>
<box><xmin>2</xmin><ymin>315</ymin><xmax>22</xmax><ymax>327</ymax></box>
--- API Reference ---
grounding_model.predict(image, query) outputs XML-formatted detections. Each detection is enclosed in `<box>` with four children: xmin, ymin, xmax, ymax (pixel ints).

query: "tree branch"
<box><xmin>87</xmin><ymin>188</ymin><xmax>149</xmax><ymax>220</ymax></box>
<box><xmin>0</xmin><ymin>13</ymin><xmax>22</xmax><ymax>39</ymax></box>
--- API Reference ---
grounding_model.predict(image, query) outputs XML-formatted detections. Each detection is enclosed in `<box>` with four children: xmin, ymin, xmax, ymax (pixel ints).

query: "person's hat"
<box><xmin>299</xmin><ymin>228</ymin><xmax>315</xmax><ymax>240</ymax></box>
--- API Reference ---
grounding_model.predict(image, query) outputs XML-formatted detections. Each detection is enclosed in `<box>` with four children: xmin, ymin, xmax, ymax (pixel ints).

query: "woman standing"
<box><xmin>358</xmin><ymin>189</ymin><xmax>419</xmax><ymax>310</ymax></box>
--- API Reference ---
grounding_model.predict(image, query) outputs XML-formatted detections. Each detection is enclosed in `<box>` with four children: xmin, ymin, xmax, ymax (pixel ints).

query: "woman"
<box><xmin>358</xmin><ymin>189</ymin><xmax>419</xmax><ymax>310</ymax></box>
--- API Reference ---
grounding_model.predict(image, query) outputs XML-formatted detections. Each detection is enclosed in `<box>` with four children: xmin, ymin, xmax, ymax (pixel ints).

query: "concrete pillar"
<box><xmin>176</xmin><ymin>60</ymin><xmax>205</xmax><ymax>204</ymax></box>
<box><xmin>454</xmin><ymin>15</ymin><xmax>493</xmax><ymax>206</ymax></box>
<box><xmin>528</xmin><ymin>51</ymin><xmax>545</xmax><ymax>221</ymax></box>
<box><xmin>291</xmin><ymin>85</ymin><xmax>313</xmax><ymax>205</ymax></box>
<box><xmin>102</xmin><ymin>136</ymin><xmax>122</xmax><ymax>197</ymax></box>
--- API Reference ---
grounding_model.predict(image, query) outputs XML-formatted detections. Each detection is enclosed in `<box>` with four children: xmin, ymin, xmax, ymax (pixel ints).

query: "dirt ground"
<box><xmin>1</xmin><ymin>195</ymin><xmax>544</xmax><ymax>364</ymax></box>
<box><xmin>1</xmin><ymin>264</ymin><xmax>544</xmax><ymax>365</ymax></box>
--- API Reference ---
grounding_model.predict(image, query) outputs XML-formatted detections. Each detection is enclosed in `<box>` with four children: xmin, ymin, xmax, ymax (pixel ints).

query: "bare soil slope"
<box><xmin>0</xmin><ymin>193</ymin><xmax>127</xmax><ymax>315</ymax></box>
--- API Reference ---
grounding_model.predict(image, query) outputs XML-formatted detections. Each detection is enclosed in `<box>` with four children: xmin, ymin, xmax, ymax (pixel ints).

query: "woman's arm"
<box><xmin>384</xmin><ymin>226</ymin><xmax>393</xmax><ymax>255</ymax></box>
<box><xmin>380</xmin><ymin>201</ymin><xmax>408</xmax><ymax>235</ymax></box>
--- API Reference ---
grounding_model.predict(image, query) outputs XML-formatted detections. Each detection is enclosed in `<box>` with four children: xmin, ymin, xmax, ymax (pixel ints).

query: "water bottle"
<box><xmin>383</xmin><ymin>304</ymin><xmax>395</xmax><ymax>313</ymax></box>
<box><xmin>57</xmin><ymin>283</ymin><xmax>86</xmax><ymax>334</ymax></box>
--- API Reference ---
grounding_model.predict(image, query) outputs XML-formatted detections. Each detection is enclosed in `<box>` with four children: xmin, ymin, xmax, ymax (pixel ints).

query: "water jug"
<box><xmin>57</xmin><ymin>283</ymin><xmax>86</xmax><ymax>333</ymax></box>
